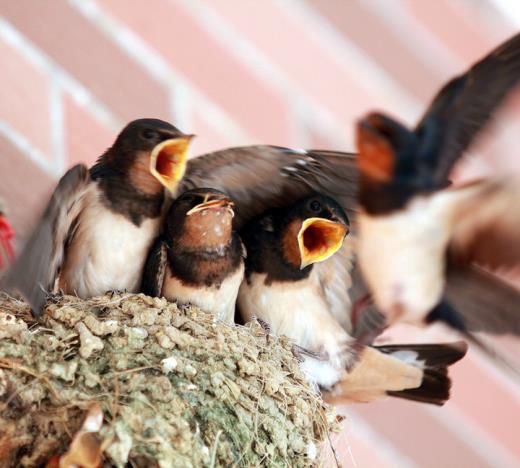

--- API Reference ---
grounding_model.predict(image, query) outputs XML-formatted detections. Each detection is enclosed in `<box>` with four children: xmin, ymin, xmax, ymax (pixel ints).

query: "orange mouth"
<box><xmin>150</xmin><ymin>135</ymin><xmax>194</xmax><ymax>193</ymax></box>
<box><xmin>297</xmin><ymin>217</ymin><xmax>349</xmax><ymax>269</ymax></box>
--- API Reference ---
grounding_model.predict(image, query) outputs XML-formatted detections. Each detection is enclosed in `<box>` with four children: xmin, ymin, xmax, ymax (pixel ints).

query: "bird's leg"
<box><xmin>106</xmin><ymin>289</ymin><xmax>127</xmax><ymax>298</ymax></box>
<box><xmin>292</xmin><ymin>344</ymin><xmax>329</xmax><ymax>363</ymax></box>
<box><xmin>178</xmin><ymin>302</ymin><xmax>192</xmax><ymax>312</ymax></box>
<box><xmin>46</xmin><ymin>289</ymin><xmax>64</xmax><ymax>304</ymax></box>
<box><xmin>252</xmin><ymin>316</ymin><xmax>271</xmax><ymax>343</ymax></box>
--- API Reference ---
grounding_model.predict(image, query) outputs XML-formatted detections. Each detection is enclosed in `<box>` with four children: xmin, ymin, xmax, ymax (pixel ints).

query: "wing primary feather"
<box><xmin>2</xmin><ymin>164</ymin><xmax>90</xmax><ymax>316</ymax></box>
<box><xmin>416</xmin><ymin>33</ymin><xmax>520</xmax><ymax>183</ymax></box>
<box><xmin>140</xmin><ymin>238</ymin><xmax>167</xmax><ymax>298</ymax></box>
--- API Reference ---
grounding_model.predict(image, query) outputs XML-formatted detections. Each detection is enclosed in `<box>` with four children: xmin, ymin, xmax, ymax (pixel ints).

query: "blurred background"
<box><xmin>2</xmin><ymin>1</ymin><xmax>520</xmax><ymax>466</ymax></box>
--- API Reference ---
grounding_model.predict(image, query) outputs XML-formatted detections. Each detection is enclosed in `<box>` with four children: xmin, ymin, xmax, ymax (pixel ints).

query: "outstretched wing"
<box><xmin>2</xmin><ymin>164</ymin><xmax>90</xmax><ymax>316</ymax></box>
<box><xmin>416</xmin><ymin>33</ymin><xmax>520</xmax><ymax>183</ymax></box>
<box><xmin>180</xmin><ymin>145</ymin><xmax>359</xmax><ymax>229</ymax></box>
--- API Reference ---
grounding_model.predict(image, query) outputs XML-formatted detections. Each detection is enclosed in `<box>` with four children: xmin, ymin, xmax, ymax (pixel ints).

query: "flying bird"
<box><xmin>354</xmin><ymin>32</ymin><xmax>520</xmax><ymax>337</ymax></box>
<box><xmin>3</xmin><ymin>119</ymin><xmax>193</xmax><ymax>317</ymax></box>
<box><xmin>141</xmin><ymin>188</ymin><xmax>245</xmax><ymax>324</ymax></box>
<box><xmin>237</xmin><ymin>194</ymin><xmax>467</xmax><ymax>405</ymax></box>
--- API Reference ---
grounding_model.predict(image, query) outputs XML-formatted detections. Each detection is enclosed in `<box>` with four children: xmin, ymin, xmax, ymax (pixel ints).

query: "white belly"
<box><xmin>238</xmin><ymin>273</ymin><xmax>355</xmax><ymax>386</ymax></box>
<box><xmin>162</xmin><ymin>263</ymin><xmax>244</xmax><ymax>324</ymax></box>
<box><xmin>60</xmin><ymin>185</ymin><xmax>160</xmax><ymax>298</ymax></box>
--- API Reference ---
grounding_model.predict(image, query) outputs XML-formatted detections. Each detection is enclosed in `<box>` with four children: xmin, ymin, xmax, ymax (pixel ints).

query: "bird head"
<box><xmin>166</xmin><ymin>188</ymin><xmax>235</xmax><ymax>251</ymax></box>
<box><xmin>355</xmin><ymin>112</ymin><xmax>426</xmax><ymax>215</ymax></box>
<box><xmin>108</xmin><ymin>118</ymin><xmax>194</xmax><ymax>195</ymax></box>
<box><xmin>282</xmin><ymin>195</ymin><xmax>349</xmax><ymax>270</ymax></box>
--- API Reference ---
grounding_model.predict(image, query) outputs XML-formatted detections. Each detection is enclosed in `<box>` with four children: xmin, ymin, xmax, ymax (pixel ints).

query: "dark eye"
<box><xmin>310</xmin><ymin>200</ymin><xmax>321</xmax><ymax>212</ymax></box>
<box><xmin>142</xmin><ymin>129</ymin><xmax>157</xmax><ymax>140</ymax></box>
<box><xmin>182</xmin><ymin>194</ymin><xmax>195</xmax><ymax>202</ymax></box>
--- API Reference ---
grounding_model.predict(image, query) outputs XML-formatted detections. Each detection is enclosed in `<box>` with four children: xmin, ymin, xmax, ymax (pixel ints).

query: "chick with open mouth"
<box><xmin>3</xmin><ymin>119</ymin><xmax>194</xmax><ymax>317</ymax></box>
<box><xmin>141</xmin><ymin>188</ymin><xmax>245</xmax><ymax>324</ymax></box>
<box><xmin>237</xmin><ymin>194</ymin><xmax>466</xmax><ymax>405</ymax></box>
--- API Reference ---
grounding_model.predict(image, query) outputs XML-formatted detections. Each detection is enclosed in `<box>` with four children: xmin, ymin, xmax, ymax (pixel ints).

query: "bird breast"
<box><xmin>357</xmin><ymin>195</ymin><xmax>452</xmax><ymax>323</ymax></box>
<box><xmin>162</xmin><ymin>262</ymin><xmax>244</xmax><ymax>324</ymax></box>
<box><xmin>237</xmin><ymin>272</ymin><xmax>356</xmax><ymax>386</ymax></box>
<box><xmin>59</xmin><ymin>184</ymin><xmax>161</xmax><ymax>298</ymax></box>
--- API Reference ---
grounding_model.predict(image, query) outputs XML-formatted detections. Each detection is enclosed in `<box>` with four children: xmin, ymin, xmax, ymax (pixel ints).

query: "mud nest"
<box><xmin>0</xmin><ymin>293</ymin><xmax>337</xmax><ymax>467</ymax></box>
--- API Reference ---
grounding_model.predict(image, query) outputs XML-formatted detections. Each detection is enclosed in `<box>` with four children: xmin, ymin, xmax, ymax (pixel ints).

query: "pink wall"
<box><xmin>2</xmin><ymin>1</ymin><xmax>520</xmax><ymax>465</ymax></box>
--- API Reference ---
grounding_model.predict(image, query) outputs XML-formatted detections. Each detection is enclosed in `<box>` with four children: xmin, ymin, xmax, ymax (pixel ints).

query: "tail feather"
<box><xmin>322</xmin><ymin>341</ymin><xmax>467</xmax><ymax>406</ymax></box>
<box><xmin>379</xmin><ymin>341</ymin><xmax>467</xmax><ymax>406</ymax></box>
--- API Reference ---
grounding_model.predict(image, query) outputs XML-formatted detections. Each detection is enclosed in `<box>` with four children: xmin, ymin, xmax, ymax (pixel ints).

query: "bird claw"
<box><xmin>292</xmin><ymin>344</ymin><xmax>329</xmax><ymax>363</ymax></box>
<box><xmin>252</xmin><ymin>316</ymin><xmax>271</xmax><ymax>343</ymax></box>
<box><xmin>107</xmin><ymin>289</ymin><xmax>126</xmax><ymax>298</ymax></box>
<box><xmin>178</xmin><ymin>302</ymin><xmax>192</xmax><ymax>312</ymax></box>
<box><xmin>46</xmin><ymin>290</ymin><xmax>64</xmax><ymax>304</ymax></box>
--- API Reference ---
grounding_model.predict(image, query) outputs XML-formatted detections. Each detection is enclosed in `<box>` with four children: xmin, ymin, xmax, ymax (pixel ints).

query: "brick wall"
<box><xmin>2</xmin><ymin>1</ymin><xmax>520</xmax><ymax>466</ymax></box>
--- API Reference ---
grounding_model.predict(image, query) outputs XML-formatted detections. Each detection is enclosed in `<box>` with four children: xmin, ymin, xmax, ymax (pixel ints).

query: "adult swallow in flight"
<box><xmin>237</xmin><ymin>194</ymin><xmax>466</xmax><ymax>404</ymax></box>
<box><xmin>141</xmin><ymin>188</ymin><xmax>245</xmax><ymax>324</ymax></box>
<box><xmin>3</xmin><ymin>119</ymin><xmax>193</xmax><ymax>317</ymax></box>
<box><xmin>354</xmin><ymin>33</ymin><xmax>520</xmax><ymax>336</ymax></box>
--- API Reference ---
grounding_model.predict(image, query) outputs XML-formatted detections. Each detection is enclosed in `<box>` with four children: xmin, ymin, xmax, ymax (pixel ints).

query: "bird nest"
<box><xmin>0</xmin><ymin>293</ymin><xmax>337</xmax><ymax>467</ymax></box>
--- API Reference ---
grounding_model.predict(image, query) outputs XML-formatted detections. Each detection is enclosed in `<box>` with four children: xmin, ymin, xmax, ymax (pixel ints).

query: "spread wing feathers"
<box><xmin>323</xmin><ymin>342</ymin><xmax>466</xmax><ymax>406</ymax></box>
<box><xmin>446</xmin><ymin>265</ymin><xmax>520</xmax><ymax>335</ymax></box>
<box><xmin>415</xmin><ymin>33</ymin><xmax>520</xmax><ymax>183</ymax></box>
<box><xmin>313</xmin><ymin>235</ymin><xmax>356</xmax><ymax>334</ymax></box>
<box><xmin>2</xmin><ymin>164</ymin><xmax>90</xmax><ymax>316</ymax></box>
<box><xmin>180</xmin><ymin>145</ymin><xmax>359</xmax><ymax>229</ymax></box>
<box><xmin>140</xmin><ymin>238</ymin><xmax>167</xmax><ymax>298</ymax></box>
<box><xmin>449</xmin><ymin>177</ymin><xmax>520</xmax><ymax>270</ymax></box>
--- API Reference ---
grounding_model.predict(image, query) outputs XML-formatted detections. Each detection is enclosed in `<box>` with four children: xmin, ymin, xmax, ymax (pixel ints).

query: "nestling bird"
<box><xmin>238</xmin><ymin>194</ymin><xmax>466</xmax><ymax>404</ymax></box>
<box><xmin>355</xmin><ymin>32</ymin><xmax>520</xmax><ymax>336</ymax></box>
<box><xmin>141</xmin><ymin>188</ymin><xmax>245</xmax><ymax>324</ymax></box>
<box><xmin>3</xmin><ymin>119</ymin><xmax>193</xmax><ymax>317</ymax></box>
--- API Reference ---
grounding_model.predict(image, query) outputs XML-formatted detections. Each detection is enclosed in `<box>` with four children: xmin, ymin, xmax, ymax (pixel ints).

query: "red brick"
<box><xmin>64</xmin><ymin>95</ymin><xmax>116</xmax><ymax>167</ymax></box>
<box><xmin>350</xmin><ymin>400</ymin><xmax>491</xmax><ymax>467</ymax></box>
<box><xmin>202</xmin><ymin>1</ymin><xmax>382</xmax><ymax>124</ymax></box>
<box><xmin>101</xmin><ymin>0</ymin><xmax>292</xmax><ymax>144</ymax></box>
<box><xmin>311</xmin><ymin>0</ymin><xmax>444</xmax><ymax>102</ymax></box>
<box><xmin>451</xmin><ymin>351</ymin><xmax>520</xmax><ymax>458</ymax></box>
<box><xmin>188</xmin><ymin>108</ymin><xmax>247</xmax><ymax>157</ymax></box>
<box><xmin>0</xmin><ymin>39</ymin><xmax>53</xmax><ymax>160</ymax></box>
<box><xmin>406</xmin><ymin>0</ymin><xmax>509</xmax><ymax>62</ymax></box>
<box><xmin>3</xmin><ymin>0</ymin><xmax>170</xmax><ymax>122</ymax></box>
<box><xmin>0</xmin><ymin>137</ymin><xmax>56</xmax><ymax>247</ymax></box>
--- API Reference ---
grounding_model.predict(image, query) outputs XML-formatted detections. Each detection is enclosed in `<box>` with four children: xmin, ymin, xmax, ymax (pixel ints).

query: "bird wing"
<box><xmin>449</xmin><ymin>177</ymin><xmax>520</xmax><ymax>270</ymax></box>
<box><xmin>180</xmin><ymin>146</ymin><xmax>359</xmax><ymax>229</ymax></box>
<box><xmin>2</xmin><ymin>164</ymin><xmax>90</xmax><ymax>316</ymax></box>
<box><xmin>415</xmin><ymin>33</ymin><xmax>520</xmax><ymax>183</ymax></box>
<box><xmin>312</xmin><ymin>237</ymin><xmax>355</xmax><ymax>333</ymax></box>
<box><xmin>322</xmin><ymin>342</ymin><xmax>466</xmax><ymax>406</ymax></box>
<box><xmin>140</xmin><ymin>237</ymin><xmax>168</xmax><ymax>298</ymax></box>
<box><xmin>446</xmin><ymin>264</ymin><xmax>520</xmax><ymax>335</ymax></box>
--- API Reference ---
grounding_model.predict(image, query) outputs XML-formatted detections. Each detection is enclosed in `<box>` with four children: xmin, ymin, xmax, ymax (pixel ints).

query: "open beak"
<box><xmin>297</xmin><ymin>217</ymin><xmax>349</xmax><ymax>269</ymax></box>
<box><xmin>186</xmin><ymin>195</ymin><xmax>235</xmax><ymax>217</ymax></box>
<box><xmin>150</xmin><ymin>135</ymin><xmax>194</xmax><ymax>193</ymax></box>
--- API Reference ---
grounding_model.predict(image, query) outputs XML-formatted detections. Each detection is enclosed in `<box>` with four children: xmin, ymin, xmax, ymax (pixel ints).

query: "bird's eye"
<box><xmin>141</xmin><ymin>129</ymin><xmax>157</xmax><ymax>140</ymax></box>
<box><xmin>310</xmin><ymin>200</ymin><xmax>321</xmax><ymax>212</ymax></box>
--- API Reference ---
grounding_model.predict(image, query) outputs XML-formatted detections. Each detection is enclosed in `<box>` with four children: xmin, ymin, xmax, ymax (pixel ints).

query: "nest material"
<box><xmin>0</xmin><ymin>293</ymin><xmax>337</xmax><ymax>467</ymax></box>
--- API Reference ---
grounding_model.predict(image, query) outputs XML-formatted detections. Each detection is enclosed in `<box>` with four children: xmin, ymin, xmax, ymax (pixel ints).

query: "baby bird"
<box><xmin>141</xmin><ymin>188</ymin><xmax>245</xmax><ymax>324</ymax></box>
<box><xmin>238</xmin><ymin>194</ymin><xmax>466</xmax><ymax>405</ymax></box>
